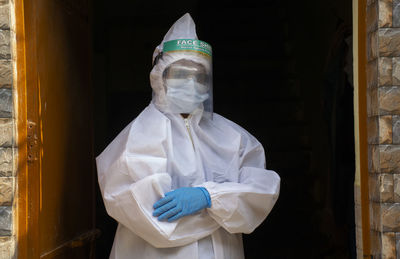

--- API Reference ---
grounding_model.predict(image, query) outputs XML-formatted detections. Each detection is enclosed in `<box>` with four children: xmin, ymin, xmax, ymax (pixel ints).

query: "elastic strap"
<box><xmin>153</xmin><ymin>51</ymin><xmax>163</xmax><ymax>66</ymax></box>
<box><xmin>197</xmin><ymin>187</ymin><xmax>212</xmax><ymax>208</ymax></box>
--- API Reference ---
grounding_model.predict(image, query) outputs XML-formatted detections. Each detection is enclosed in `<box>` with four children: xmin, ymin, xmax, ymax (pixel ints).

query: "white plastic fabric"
<box><xmin>96</xmin><ymin>13</ymin><xmax>280</xmax><ymax>259</ymax></box>
<box><xmin>152</xmin><ymin>13</ymin><xmax>199</xmax><ymax>64</ymax></box>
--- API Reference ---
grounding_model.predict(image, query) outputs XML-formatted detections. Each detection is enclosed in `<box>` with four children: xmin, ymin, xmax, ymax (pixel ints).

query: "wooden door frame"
<box><xmin>354</xmin><ymin>0</ymin><xmax>371</xmax><ymax>257</ymax></box>
<box><xmin>15</xmin><ymin>0</ymin><xmax>41</xmax><ymax>257</ymax></box>
<box><xmin>15</xmin><ymin>1</ymin><xmax>98</xmax><ymax>258</ymax></box>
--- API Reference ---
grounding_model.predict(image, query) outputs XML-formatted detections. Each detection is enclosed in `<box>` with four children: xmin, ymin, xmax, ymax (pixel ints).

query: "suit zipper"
<box><xmin>183</xmin><ymin>117</ymin><xmax>195</xmax><ymax>150</ymax></box>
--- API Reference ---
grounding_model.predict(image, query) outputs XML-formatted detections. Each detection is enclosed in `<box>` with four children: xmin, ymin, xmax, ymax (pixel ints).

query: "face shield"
<box><xmin>150</xmin><ymin>39</ymin><xmax>213</xmax><ymax>119</ymax></box>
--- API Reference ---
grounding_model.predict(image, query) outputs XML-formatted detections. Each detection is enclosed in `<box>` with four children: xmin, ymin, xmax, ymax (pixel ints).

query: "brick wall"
<box><xmin>0</xmin><ymin>0</ymin><xmax>15</xmax><ymax>258</ymax></box>
<box><xmin>365</xmin><ymin>0</ymin><xmax>400</xmax><ymax>258</ymax></box>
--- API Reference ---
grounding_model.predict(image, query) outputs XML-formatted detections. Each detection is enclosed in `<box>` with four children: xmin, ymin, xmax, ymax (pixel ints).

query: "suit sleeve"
<box><xmin>198</xmin><ymin>128</ymin><xmax>280</xmax><ymax>234</ymax></box>
<box><xmin>98</xmin><ymin>156</ymin><xmax>219</xmax><ymax>248</ymax></box>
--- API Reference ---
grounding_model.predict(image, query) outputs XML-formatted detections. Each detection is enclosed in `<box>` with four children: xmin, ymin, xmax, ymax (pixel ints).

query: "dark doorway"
<box><xmin>91</xmin><ymin>1</ymin><xmax>355</xmax><ymax>258</ymax></box>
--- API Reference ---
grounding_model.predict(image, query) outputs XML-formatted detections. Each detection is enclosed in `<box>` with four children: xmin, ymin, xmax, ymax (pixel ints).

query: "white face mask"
<box><xmin>165</xmin><ymin>78</ymin><xmax>209</xmax><ymax>114</ymax></box>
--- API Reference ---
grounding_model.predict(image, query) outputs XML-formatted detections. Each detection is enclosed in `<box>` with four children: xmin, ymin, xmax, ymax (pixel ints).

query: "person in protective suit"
<box><xmin>96</xmin><ymin>13</ymin><xmax>280</xmax><ymax>259</ymax></box>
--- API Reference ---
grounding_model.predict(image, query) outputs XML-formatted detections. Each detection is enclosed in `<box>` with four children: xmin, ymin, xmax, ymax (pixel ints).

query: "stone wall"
<box><xmin>366</xmin><ymin>0</ymin><xmax>400</xmax><ymax>258</ymax></box>
<box><xmin>0</xmin><ymin>0</ymin><xmax>14</xmax><ymax>258</ymax></box>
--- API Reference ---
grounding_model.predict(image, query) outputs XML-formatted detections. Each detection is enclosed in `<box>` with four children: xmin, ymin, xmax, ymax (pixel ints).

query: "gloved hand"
<box><xmin>153</xmin><ymin>187</ymin><xmax>211</xmax><ymax>222</ymax></box>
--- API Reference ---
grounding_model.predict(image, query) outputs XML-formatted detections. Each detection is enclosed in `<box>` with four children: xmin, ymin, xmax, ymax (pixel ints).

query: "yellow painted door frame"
<box><xmin>353</xmin><ymin>0</ymin><xmax>371</xmax><ymax>257</ymax></box>
<box><xmin>15</xmin><ymin>0</ymin><xmax>98</xmax><ymax>258</ymax></box>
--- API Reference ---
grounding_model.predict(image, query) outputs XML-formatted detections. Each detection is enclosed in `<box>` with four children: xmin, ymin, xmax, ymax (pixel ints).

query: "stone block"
<box><xmin>379</xmin><ymin>57</ymin><xmax>392</xmax><ymax>86</ymax></box>
<box><xmin>0</xmin><ymin>148</ymin><xmax>12</xmax><ymax>177</ymax></box>
<box><xmin>371</xmin><ymin>230</ymin><xmax>382</xmax><ymax>255</ymax></box>
<box><xmin>0</xmin><ymin>4</ymin><xmax>9</xmax><ymax>31</ymax></box>
<box><xmin>0</xmin><ymin>118</ymin><xmax>11</xmax><ymax>146</ymax></box>
<box><xmin>371</xmin><ymin>202</ymin><xmax>382</xmax><ymax>231</ymax></box>
<box><xmin>370</xmin><ymin>174</ymin><xmax>380</xmax><ymax>201</ymax></box>
<box><xmin>382</xmin><ymin>203</ymin><xmax>400</xmax><ymax>231</ymax></box>
<box><xmin>379</xmin><ymin>145</ymin><xmax>400</xmax><ymax>173</ymax></box>
<box><xmin>379</xmin><ymin>28</ymin><xmax>400</xmax><ymax>56</ymax></box>
<box><xmin>0</xmin><ymin>237</ymin><xmax>14</xmax><ymax>258</ymax></box>
<box><xmin>382</xmin><ymin>232</ymin><xmax>396</xmax><ymax>259</ymax></box>
<box><xmin>368</xmin><ymin>87</ymin><xmax>379</xmax><ymax>116</ymax></box>
<box><xmin>381</xmin><ymin>174</ymin><xmax>393</xmax><ymax>201</ymax></box>
<box><xmin>0</xmin><ymin>30</ymin><xmax>9</xmax><ymax>59</ymax></box>
<box><xmin>393</xmin><ymin>57</ymin><xmax>400</xmax><ymax>85</ymax></box>
<box><xmin>394</xmin><ymin>0</ymin><xmax>400</xmax><ymax>27</ymax></box>
<box><xmin>379</xmin><ymin>86</ymin><xmax>400</xmax><ymax>114</ymax></box>
<box><xmin>379</xmin><ymin>0</ymin><xmax>393</xmax><ymax>27</ymax></box>
<box><xmin>394</xmin><ymin>174</ymin><xmax>400</xmax><ymax>202</ymax></box>
<box><xmin>369</xmin><ymin>173</ymin><xmax>394</xmax><ymax>201</ymax></box>
<box><xmin>369</xmin><ymin>30</ymin><xmax>378</xmax><ymax>61</ymax></box>
<box><xmin>379</xmin><ymin>115</ymin><xmax>393</xmax><ymax>144</ymax></box>
<box><xmin>0</xmin><ymin>206</ymin><xmax>11</xmax><ymax>235</ymax></box>
<box><xmin>393</xmin><ymin>115</ymin><xmax>400</xmax><ymax>143</ymax></box>
<box><xmin>368</xmin><ymin>59</ymin><xmax>378</xmax><ymax>88</ymax></box>
<box><xmin>0</xmin><ymin>177</ymin><xmax>12</xmax><ymax>206</ymax></box>
<box><xmin>0</xmin><ymin>60</ymin><xmax>11</xmax><ymax>88</ymax></box>
<box><xmin>0</xmin><ymin>88</ymin><xmax>11</xmax><ymax>117</ymax></box>
<box><xmin>369</xmin><ymin>144</ymin><xmax>380</xmax><ymax>172</ymax></box>
<box><xmin>368</xmin><ymin>116</ymin><xmax>379</xmax><ymax>144</ymax></box>
<box><xmin>367</xmin><ymin>1</ymin><xmax>378</xmax><ymax>32</ymax></box>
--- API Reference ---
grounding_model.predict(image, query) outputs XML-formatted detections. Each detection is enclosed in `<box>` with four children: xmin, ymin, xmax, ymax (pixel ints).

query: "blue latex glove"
<box><xmin>153</xmin><ymin>187</ymin><xmax>211</xmax><ymax>222</ymax></box>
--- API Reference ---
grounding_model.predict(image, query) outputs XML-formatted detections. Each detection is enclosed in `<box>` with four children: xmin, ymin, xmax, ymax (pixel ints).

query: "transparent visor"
<box><xmin>161</xmin><ymin>40</ymin><xmax>213</xmax><ymax>117</ymax></box>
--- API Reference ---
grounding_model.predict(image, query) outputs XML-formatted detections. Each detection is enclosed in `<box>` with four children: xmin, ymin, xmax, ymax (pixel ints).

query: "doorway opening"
<box><xmin>91</xmin><ymin>0</ymin><xmax>355</xmax><ymax>258</ymax></box>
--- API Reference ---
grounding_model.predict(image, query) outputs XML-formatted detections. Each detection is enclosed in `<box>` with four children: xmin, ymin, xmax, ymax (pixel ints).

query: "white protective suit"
<box><xmin>96</xmin><ymin>13</ymin><xmax>280</xmax><ymax>259</ymax></box>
